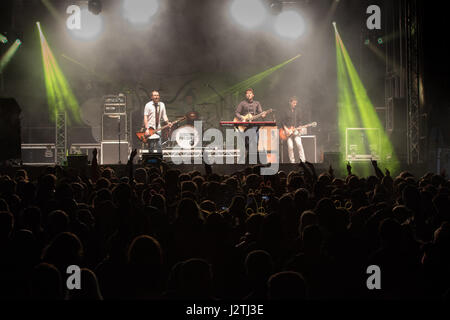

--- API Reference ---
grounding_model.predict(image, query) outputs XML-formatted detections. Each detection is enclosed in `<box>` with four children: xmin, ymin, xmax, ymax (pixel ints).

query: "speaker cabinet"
<box><xmin>101</xmin><ymin>141</ymin><xmax>129</xmax><ymax>164</ymax></box>
<box><xmin>102</xmin><ymin>114</ymin><xmax>127</xmax><ymax>141</ymax></box>
<box><xmin>280</xmin><ymin>135</ymin><xmax>317</xmax><ymax>163</ymax></box>
<box><xmin>301</xmin><ymin>135</ymin><xmax>317</xmax><ymax>163</ymax></box>
<box><xmin>0</xmin><ymin>98</ymin><xmax>22</xmax><ymax>161</ymax></box>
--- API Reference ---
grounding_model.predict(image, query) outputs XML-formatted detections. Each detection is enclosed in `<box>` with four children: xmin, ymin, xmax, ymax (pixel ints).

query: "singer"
<box><xmin>143</xmin><ymin>90</ymin><xmax>172</xmax><ymax>152</ymax></box>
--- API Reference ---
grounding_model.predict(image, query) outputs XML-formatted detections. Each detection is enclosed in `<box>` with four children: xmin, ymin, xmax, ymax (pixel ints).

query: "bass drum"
<box><xmin>171</xmin><ymin>125</ymin><xmax>201</xmax><ymax>149</ymax></box>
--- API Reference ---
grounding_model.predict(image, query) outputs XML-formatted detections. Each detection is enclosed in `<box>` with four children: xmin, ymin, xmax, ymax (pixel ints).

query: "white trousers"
<box><xmin>287</xmin><ymin>135</ymin><xmax>305</xmax><ymax>163</ymax></box>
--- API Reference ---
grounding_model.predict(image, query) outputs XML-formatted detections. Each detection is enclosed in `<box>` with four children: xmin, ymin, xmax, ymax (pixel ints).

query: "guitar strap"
<box><xmin>155</xmin><ymin>102</ymin><xmax>160</xmax><ymax>129</ymax></box>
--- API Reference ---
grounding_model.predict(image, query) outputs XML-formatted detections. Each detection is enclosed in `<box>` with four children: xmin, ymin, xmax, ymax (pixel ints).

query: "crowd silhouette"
<box><xmin>0</xmin><ymin>149</ymin><xmax>449</xmax><ymax>300</ymax></box>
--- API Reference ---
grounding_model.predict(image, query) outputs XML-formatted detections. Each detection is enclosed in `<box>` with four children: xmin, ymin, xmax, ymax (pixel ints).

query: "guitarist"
<box><xmin>235</xmin><ymin>88</ymin><xmax>267</xmax><ymax>163</ymax></box>
<box><xmin>143</xmin><ymin>90</ymin><xmax>172</xmax><ymax>151</ymax></box>
<box><xmin>280</xmin><ymin>96</ymin><xmax>306</xmax><ymax>163</ymax></box>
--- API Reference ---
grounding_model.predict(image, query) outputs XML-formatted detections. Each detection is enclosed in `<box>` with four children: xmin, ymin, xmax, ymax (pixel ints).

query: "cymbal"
<box><xmin>186</xmin><ymin>111</ymin><xmax>200</xmax><ymax>120</ymax></box>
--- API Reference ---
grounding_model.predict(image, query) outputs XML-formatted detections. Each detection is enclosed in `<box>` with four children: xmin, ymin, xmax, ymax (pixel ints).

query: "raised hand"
<box><xmin>346</xmin><ymin>161</ymin><xmax>352</xmax><ymax>175</ymax></box>
<box><xmin>93</xmin><ymin>148</ymin><xmax>97</xmax><ymax>157</ymax></box>
<box><xmin>130</xmin><ymin>149</ymin><xmax>137</xmax><ymax>160</ymax></box>
<box><xmin>385</xmin><ymin>168</ymin><xmax>391</xmax><ymax>176</ymax></box>
<box><xmin>328</xmin><ymin>164</ymin><xmax>334</xmax><ymax>177</ymax></box>
<box><xmin>371</xmin><ymin>159</ymin><xmax>378</xmax><ymax>167</ymax></box>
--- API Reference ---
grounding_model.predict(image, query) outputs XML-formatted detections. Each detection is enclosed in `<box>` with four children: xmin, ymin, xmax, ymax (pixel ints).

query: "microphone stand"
<box><xmin>118</xmin><ymin>115</ymin><xmax>121</xmax><ymax>164</ymax></box>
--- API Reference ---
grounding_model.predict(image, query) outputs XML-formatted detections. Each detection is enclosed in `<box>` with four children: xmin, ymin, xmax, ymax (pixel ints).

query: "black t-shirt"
<box><xmin>280</xmin><ymin>107</ymin><xmax>304</xmax><ymax>128</ymax></box>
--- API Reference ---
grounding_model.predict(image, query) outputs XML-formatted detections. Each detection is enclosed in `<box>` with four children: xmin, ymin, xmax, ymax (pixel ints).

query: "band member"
<box><xmin>144</xmin><ymin>90</ymin><xmax>172</xmax><ymax>151</ymax></box>
<box><xmin>280</xmin><ymin>96</ymin><xmax>306</xmax><ymax>163</ymax></box>
<box><xmin>235</xmin><ymin>88</ymin><xmax>267</xmax><ymax>163</ymax></box>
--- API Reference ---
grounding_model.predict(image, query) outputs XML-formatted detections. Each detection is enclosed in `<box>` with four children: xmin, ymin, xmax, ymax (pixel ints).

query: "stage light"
<box><xmin>69</xmin><ymin>7</ymin><xmax>103</xmax><ymax>40</ymax></box>
<box><xmin>230</xmin><ymin>0</ymin><xmax>267</xmax><ymax>29</ymax></box>
<box><xmin>364</xmin><ymin>39</ymin><xmax>370</xmax><ymax>45</ymax></box>
<box><xmin>377</xmin><ymin>37</ymin><xmax>383</xmax><ymax>44</ymax></box>
<box><xmin>0</xmin><ymin>38</ymin><xmax>22</xmax><ymax>72</ymax></box>
<box><xmin>0</xmin><ymin>33</ymin><xmax>7</xmax><ymax>44</ymax></box>
<box><xmin>88</xmin><ymin>0</ymin><xmax>102</xmax><ymax>15</ymax></box>
<box><xmin>123</xmin><ymin>0</ymin><xmax>159</xmax><ymax>25</ymax></box>
<box><xmin>274</xmin><ymin>10</ymin><xmax>306</xmax><ymax>39</ymax></box>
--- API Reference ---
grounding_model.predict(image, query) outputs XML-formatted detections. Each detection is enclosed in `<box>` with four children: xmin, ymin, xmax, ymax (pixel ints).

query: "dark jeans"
<box><xmin>242</xmin><ymin>127</ymin><xmax>259</xmax><ymax>164</ymax></box>
<box><xmin>147</xmin><ymin>138</ymin><xmax>162</xmax><ymax>153</ymax></box>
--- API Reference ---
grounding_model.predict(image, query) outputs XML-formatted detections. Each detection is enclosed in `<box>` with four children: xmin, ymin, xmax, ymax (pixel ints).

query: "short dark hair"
<box><xmin>289</xmin><ymin>96</ymin><xmax>298</xmax><ymax>103</ymax></box>
<box><xmin>245</xmin><ymin>88</ymin><xmax>254</xmax><ymax>94</ymax></box>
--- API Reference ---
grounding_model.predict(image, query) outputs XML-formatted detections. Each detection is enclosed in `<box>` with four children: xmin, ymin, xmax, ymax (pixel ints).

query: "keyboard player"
<box><xmin>234</xmin><ymin>88</ymin><xmax>268</xmax><ymax>164</ymax></box>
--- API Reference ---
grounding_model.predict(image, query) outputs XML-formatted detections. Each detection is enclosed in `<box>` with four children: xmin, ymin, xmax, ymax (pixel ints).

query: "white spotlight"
<box><xmin>69</xmin><ymin>7</ymin><xmax>103</xmax><ymax>40</ymax></box>
<box><xmin>123</xmin><ymin>0</ymin><xmax>159</xmax><ymax>25</ymax></box>
<box><xmin>230</xmin><ymin>0</ymin><xmax>267</xmax><ymax>29</ymax></box>
<box><xmin>274</xmin><ymin>10</ymin><xmax>306</xmax><ymax>39</ymax></box>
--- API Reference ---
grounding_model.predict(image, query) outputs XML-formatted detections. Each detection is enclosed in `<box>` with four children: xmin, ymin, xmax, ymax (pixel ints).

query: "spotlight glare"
<box><xmin>230</xmin><ymin>0</ymin><xmax>267</xmax><ymax>29</ymax></box>
<box><xmin>69</xmin><ymin>7</ymin><xmax>103</xmax><ymax>41</ymax></box>
<box><xmin>274</xmin><ymin>10</ymin><xmax>306</xmax><ymax>39</ymax></box>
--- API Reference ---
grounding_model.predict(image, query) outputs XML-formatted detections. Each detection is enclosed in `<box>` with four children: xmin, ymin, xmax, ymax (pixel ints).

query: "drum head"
<box><xmin>171</xmin><ymin>125</ymin><xmax>201</xmax><ymax>149</ymax></box>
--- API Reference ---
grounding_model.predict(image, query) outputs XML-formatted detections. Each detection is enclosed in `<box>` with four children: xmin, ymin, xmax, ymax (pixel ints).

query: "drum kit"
<box><xmin>164</xmin><ymin>110</ymin><xmax>201</xmax><ymax>148</ymax></box>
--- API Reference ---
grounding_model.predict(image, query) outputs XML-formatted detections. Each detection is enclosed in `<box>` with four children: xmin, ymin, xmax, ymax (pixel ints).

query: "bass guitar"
<box><xmin>233</xmin><ymin>109</ymin><xmax>273</xmax><ymax>132</ymax></box>
<box><xmin>136</xmin><ymin>116</ymin><xmax>186</xmax><ymax>143</ymax></box>
<box><xmin>279</xmin><ymin>122</ymin><xmax>317</xmax><ymax>141</ymax></box>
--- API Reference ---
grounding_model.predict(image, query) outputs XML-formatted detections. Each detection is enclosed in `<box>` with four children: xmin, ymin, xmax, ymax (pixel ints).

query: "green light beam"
<box><xmin>37</xmin><ymin>22</ymin><xmax>81</xmax><ymax>124</ymax></box>
<box><xmin>335</xmin><ymin>30</ymin><xmax>371</xmax><ymax>176</ymax></box>
<box><xmin>201</xmin><ymin>54</ymin><xmax>302</xmax><ymax>103</ymax></box>
<box><xmin>336</xmin><ymin>30</ymin><xmax>399</xmax><ymax>173</ymax></box>
<box><xmin>0</xmin><ymin>39</ymin><xmax>22</xmax><ymax>72</ymax></box>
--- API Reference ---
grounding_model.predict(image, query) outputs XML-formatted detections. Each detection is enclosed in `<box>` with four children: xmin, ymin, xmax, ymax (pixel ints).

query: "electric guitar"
<box><xmin>279</xmin><ymin>122</ymin><xmax>317</xmax><ymax>141</ymax></box>
<box><xmin>136</xmin><ymin>116</ymin><xmax>186</xmax><ymax>143</ymax></box>
<box><xmin>233</xmin><ymin>109</ymin><xmax>273</xmax><ymax>132</ymax></box>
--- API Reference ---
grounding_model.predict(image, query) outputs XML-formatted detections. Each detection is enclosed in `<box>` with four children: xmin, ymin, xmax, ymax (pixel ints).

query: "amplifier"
<box><xmin>101</xmin><ymin>141</ymin><xmax>129</xmax><ymax>164</ymax></box>
<box><xmin>104</xmin><ymin>104</ymin><xmax>126</xmax><ymax>114</ymax></box>
<box><xmin>102</xmin><ymin>114</ymin><xmax>127</xmax><ymax>141</ymax></box>
<box><xmin>302</xmin><ymin>135</ymin><xmax>317</xmax><ymax>163</ymax></box>
<box><xmin>104</xmin><ymin>95</ymin><xmax>126</xmax><ymax>104</ymax></box>
<box><xmin>104</xmin><ymin>94</ymin><xmax>126</xmax><ymax>114</ymax></box>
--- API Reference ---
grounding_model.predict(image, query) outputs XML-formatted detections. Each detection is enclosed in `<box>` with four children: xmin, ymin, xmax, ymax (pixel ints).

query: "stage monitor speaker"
<box><xmin>101</xmin><ymin>141</ymin><xmax>129</xmax><ymax>164</ymax></box>
<box><xmin>70</xmin><ymin>144</ymin><xmax>101</xmax><ymax>163</ymax></box>
<box><xmin>102</xmin><ymin>114</ymin><xmax>127</xmax><ymax>141</ymax></box>
<box><xmin>0</xmin><ymin>98</ymin><xmax>22</xmax><ymax>161</ymax></box>
<box><xmin>142</xmin><ymin>153</ymin><xmax>163</xmax><ymax>166</ymax></box>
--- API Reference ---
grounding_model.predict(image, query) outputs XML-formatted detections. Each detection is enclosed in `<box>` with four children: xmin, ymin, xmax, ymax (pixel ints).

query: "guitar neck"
<box><xmin>154</xmin><ymin>117</ymin><xmax>185</xmax><ymax>132</ymax></box>
<box><xmin>297</xmin><ymin>123</ymin><xmax>314</xmax><ymax>130</ymax></box>
<box><xmin>248</xmin><ymin>110</ymin><xmax>272</xmax><ymax>121</ymax></box>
